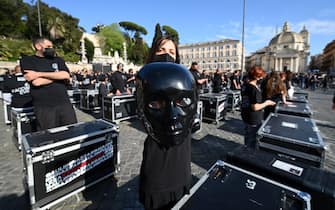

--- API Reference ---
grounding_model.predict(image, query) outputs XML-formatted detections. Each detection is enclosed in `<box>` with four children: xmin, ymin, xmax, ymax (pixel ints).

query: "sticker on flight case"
<box><xmin>272</xmin><ymin>160</ymin><xmax>303</xmax><ymax>176</ymax></box>
<box><xmin>281</xmin><ymin>122</ymin><xmax>298</xmax><ymax>129</ymax></box>
<box><xmin>44</xmin><ymin>142</ymin><xmax>113</xmax><ymax>193</ymax></box>
<box><xmin>218</xmin><ymin>102</ymin><xmax>225</xmax><ymax>113</ymax></box>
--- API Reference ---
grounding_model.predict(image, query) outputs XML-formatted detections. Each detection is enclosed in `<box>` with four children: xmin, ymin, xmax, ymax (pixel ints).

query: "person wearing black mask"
<box><xmin>138</xmin><ymin>35</ymin><xmax>197</xmax><ymax>210</ymax></box>
<box><xmin>20</xmin><ymin>37</ymin><xmax>77</xmax><ymax>131</ymax></box>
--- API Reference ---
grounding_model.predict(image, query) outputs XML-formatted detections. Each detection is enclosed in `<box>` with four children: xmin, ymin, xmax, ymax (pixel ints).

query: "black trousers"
<box><xmin>34</xmin><ymin>103</ymin><xmax>77</xmax><ymax>130</ymax></box>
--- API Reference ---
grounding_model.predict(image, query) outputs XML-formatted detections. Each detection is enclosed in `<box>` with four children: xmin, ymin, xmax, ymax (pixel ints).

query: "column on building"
<box><xmin>295</xmin><ymin>57</ymin><xmax>299</xmax><ymax>73</ymax></box>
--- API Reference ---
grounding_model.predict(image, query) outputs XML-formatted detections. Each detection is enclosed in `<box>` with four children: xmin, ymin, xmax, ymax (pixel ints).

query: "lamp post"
<box><xmin>36</xmin><ymin>0</ymin><xmax>42</xmax><ymax>37</ymax></box>
<box><xmin>241</xmin><ymin>0</ymin><xmax>246</xmax><ymax>75</ymax></box>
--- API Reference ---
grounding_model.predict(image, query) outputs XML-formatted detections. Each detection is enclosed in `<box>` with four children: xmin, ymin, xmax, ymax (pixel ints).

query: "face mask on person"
<box><xmin>153</xmin><ymin>53</ymin><xmax>175</xmax><ymax>63</ymax></box>
<box><xmin>43</xmin><ymin>47</ymin><xmax>55</xmax><ymax>58</ymax></box>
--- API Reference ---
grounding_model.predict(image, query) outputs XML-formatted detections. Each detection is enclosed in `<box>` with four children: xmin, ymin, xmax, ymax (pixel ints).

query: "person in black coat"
<box><xmin>137</xmin><ymin>35</ymin><xmax>197</xmax><ymax>210</ymax></box>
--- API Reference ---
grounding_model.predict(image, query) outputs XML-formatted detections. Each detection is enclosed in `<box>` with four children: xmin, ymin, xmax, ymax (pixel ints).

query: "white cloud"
<box><xmin>294</xmin><ymin>19</ymin><xmax>335</xmax><ymax>35</ymax></box>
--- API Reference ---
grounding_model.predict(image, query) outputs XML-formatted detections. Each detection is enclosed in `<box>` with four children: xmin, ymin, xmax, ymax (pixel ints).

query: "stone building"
<box><xmin>179</xmin><ymin>39</ymin><xmax>243</xmax><ymax>72</ymax></box>
<box><xmin>246</xmin><ymin>22</ymin><xmax>310</xmax><ymax>73</ymax></box>
<box><xmin>322</xmin><ymin>40</ymin><xmax>335</xmax><ymax>75</ymax></box>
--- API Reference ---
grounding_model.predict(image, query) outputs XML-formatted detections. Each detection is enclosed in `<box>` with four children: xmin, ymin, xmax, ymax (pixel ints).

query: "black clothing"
<box><xmin>139</xmin><ymin>135</ymin><xmax>191</xmax><ymax>210</ymax></box>
<box><xmin>3</xmin><ymin>73</ymin><xmax>32</xmax><ymax>108</ymax></box>
<box><xmin>81</xmin><ymin>75</ymin><xmax>94</xmax><ymax>89</ymax></box>
<box><xmin>230</xmin><ymin>75</ymin><xmax>240</xmax><ymax>90</ymax></box>
<box><xmin>20</xmin><ymin>55</ymin><xmax>77</xmax><ymax>130</ymax></box>
<box><xmin>241</xmin><ymin>83</ymin><xmax>263</xmax><ymax>125</ymax></box>
<box><xmin>34</xmin><ymin>103</ymin><xmax>77</xmax><ymax>130</ymax></box>
<box><xmin>98</xmin><ymin>82</ymin><xmax>109</xmax><ymax>107</ymax></box>
<box><xmin>190</xmin><ymin>68</ymin><xmax>202</xmax><ymax>92</ymax></box>
<box><xmin>20</xmin><ymin>55</ymin><xmax>71</xmax><ymax>107</ymax></box>
<box><xmin>137</xmin><ymin>63</ymin><xmax>196</xmax><ymax>209</ymax></box>
<box><xmin>110</xmin><ymin>71</ymin><xmax>127</xmax><ymax>93</ymax></box>
<box><xmin>212</xmin><ymin>73</ymin><xmax>223</xmax><ymax>93</ymax></box>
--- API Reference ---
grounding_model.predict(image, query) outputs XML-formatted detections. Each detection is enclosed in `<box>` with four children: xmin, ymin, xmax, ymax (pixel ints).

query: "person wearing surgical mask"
<box><xmin>138</xmin><ymin>35</ymin><xmax>197</xmax><ymax>210</ymax></box>
<box><xmin>146</xmin><ymin>35</ymin><xmax>180</xmax><ymax>64</ymax></box>
<box><xmin>19</xmin><ymin>37</ymin><xmax>77</xmax><ymax>131</ymax></box>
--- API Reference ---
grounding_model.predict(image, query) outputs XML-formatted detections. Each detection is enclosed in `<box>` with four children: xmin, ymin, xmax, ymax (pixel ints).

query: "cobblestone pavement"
<box><xmin>0</xmin><ymin>88</ymin><xmax>334</xmax><ymax>210</ymax></box>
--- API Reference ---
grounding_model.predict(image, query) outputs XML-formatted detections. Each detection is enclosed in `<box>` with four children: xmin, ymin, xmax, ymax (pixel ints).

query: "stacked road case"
<box><xmin>11</xmin><ymin>107</ymin><xmax>36</xmax><ymax>150</ymax></box>
<box><xmin>199</xmin><ymin>93</ymin><xmax>226</xmax><ymax>124</ymax></box>
<box><xmin>275</xmin><ymin>101</ymin><xmax>312</xmax><ymax>118</ymax></box>
<box><xmin>80</xmin><ymin>89</ymin><xmax>100</xmax><ymax>111</ymax></box>
<box><xmin>172</xmin><ymin>160</ymin><xmax>311</xmax><ymax>210</ymax></box>
<box><xmin>102</xmin><ymin>94</ymin><xmax>137</xmax><ymax>124</ymax></box>
<box><xmin>22</xmin><ymin>119</ymin><xmax>120</xmax><ymax>210</ymax></box>
<box><xmin>257</xmin><ymin>113</ymin><xmax>325</xmax><ymax>167</ymax></box>
<box><xmin>227</xmin><ymin>145</ymin><xmax>335</xmax><ymax>210</ymax></box>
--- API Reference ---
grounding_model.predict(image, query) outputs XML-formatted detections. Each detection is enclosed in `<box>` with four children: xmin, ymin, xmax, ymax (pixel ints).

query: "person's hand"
<box><xmin>265</xmin><ymin>100</ymin><xmax>276</xmax><ymax>106</ymax></box>
<box><xmin>24</xmin><ymin>70</ymin><xmax>41</xmax><ymax>81</ymax></box>
<box><xmin>31</xmin><ymin>78</ymin><xmax>53</xmax><ymax>86</ymax></box>
<box><xmin>115</xmin><ymin>89</ymin><xmax>122</xmax><ymax>96</ymax></box>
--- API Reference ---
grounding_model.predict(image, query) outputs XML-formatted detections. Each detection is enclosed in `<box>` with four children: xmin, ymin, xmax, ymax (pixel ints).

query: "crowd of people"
<box><xmin>1</xmin><ymin>35</ymin><xmax>335</xmax><ymax>210</ymax></box>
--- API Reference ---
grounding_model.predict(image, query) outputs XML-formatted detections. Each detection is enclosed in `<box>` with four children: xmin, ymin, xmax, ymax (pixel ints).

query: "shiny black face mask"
<box><xmin>136</xmin><ymin>62</ymin><xmax>197</xmax><ymax>147</ymax></box>
<box><xmin>153</xmin><ymin>53</ymin><xmax>175</xmax><ymax>63</ymax></box>
<box><xmin>43</xmin><ymin>48</ymin><xmax>55</xmax><ymax>58</ymax></box>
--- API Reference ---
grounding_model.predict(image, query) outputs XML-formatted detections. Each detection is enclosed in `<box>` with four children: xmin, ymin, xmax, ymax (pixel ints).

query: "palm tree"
<box><xmin>47</xmin><ymin>16</ymin><xmax>65</xmax><ymax>40</ymax></box>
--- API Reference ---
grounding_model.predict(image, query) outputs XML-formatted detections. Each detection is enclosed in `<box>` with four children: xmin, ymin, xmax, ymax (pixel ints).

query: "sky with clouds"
<box><xmin>26</xmin><ymin>0</ymin><xmax>335</xmax><ymax>56</ymax></box>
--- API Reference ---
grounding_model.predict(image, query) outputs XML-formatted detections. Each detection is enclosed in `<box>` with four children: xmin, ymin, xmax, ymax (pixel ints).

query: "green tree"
<box><xmin>150</xmin><ymin>23</ymin><xmax>162</xmax><ymax>48</ymax></box>
<box><xmin>84</xmin><ymin>38</ymin><xmax>94</xmax><ymax>63</ymax></box>
<box><xmin>47</xmin><ymin>16</ymin><xmax>65</xmax><ymax>40</ymax></box>
<box><xmin>119</xmin><ymin>21</ymin><xmax>148</xmax><ymax>38</ymax></box>
<box><xmin>162</xmin><ymin>25</ymin><xmax>179</xmax><ymax>44</ymax></box>
<box><xmin>98</xmin><ymin>23</ymin><xmax>125</xmax><ymax>56</ymax></box>
<box><xmin>0</xmin><ymin>0</ymin><xmax>28</xmax><ymax>38</ymax></box>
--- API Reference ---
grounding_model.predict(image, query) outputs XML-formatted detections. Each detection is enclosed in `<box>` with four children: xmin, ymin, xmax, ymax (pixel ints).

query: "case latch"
<box><xmin>42</xmin><ymin>150</ymin><xmax>55</xmax><ymax>164</ymax></box>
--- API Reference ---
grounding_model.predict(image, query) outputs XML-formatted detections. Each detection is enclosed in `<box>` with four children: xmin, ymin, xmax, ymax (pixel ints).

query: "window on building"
<box><xmin>232</xmin><ymin>50</ymin><xmax>236</xmax><ymax>56</ymax></box>
<box><xmin>226</xmin><ymin>51</ymin><xmax>230</xmax><ymax>56</ymax></box>
<box><xmin>226</xmin><ymin>45</ymin><xmax>230</xmax><ymax>49</ymax></box>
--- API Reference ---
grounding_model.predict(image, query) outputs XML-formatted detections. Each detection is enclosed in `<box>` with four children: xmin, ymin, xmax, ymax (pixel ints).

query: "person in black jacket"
<box><xmin>110</xmin><ymin>63</ymin><xmax>130</xmax><ymax>95</ymax></box>
<box><xmin>241</xmin><ymin>66</ymin><xmax>276</xmax><ymax>148</ymax></box>
<box><xmin>20</xmin><ymin>37</ymin><xmax>77</xmax><ymax>130</ymax></box>
<box><xmin>137</xmin><ymin>35</ymin><xmax>197</xmax><ymax>210</ymax></box>
<box><xmin>3</xmin><ymin>65</ymin><xmax>32</xmax><ymax>108</ymax></box>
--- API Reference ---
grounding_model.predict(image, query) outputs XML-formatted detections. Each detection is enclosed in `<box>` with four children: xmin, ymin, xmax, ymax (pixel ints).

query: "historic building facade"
<box><xmin>179</xmin><ymin>39</ymin><xmax>243</xmax><ymax>72</ymax></box>
<box><xmin>322</xmin><ymin>40</ymin><xmax>335</xmax><ymax>75</ymax></box>
<box><xmin>246</xmin><ymin>22</ymin><xmax>310</xmax><ymax>73</ymax></box>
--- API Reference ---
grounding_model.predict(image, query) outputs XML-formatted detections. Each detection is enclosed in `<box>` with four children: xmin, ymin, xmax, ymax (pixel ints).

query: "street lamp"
<box><xmin>241</xmin><ymin>0</ymin><xmax>246</xmax><ymax>75</ymax></box>
<box><xmin>36</xmin><ymin>0</ymin><xmax>42</xmax><ymax>37</ymax></box>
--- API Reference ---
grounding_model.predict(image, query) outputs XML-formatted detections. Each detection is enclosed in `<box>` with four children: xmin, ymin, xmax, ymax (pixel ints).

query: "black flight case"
<box><xmin>293</xmin><ymin>89</ymin><xmax>309</xmax><ymax>99</ymax></box>
<box><xmin>79</xmin><ymin>89</ymin><xmax>100</xmax><ymax>111</ymax></box>
<box><xmin>275</xmin><ymin>101</ymin><xmax>312</xmax><ymax>118</ymax></box>
<box><xmin>199</xmin><ymin>93</ymin><xmax>226</xmax><ymax>124</ymax></box>
<box><xmin>22</xmin><ymin>119</ymin><xmax>120</xmax><ymax>210</ymax></box>
<box><xmin>102</xmin><ymin>94</ymin><xmax>137</xmax><ymax>124</ymax></box>
<box><xmin>2</xmin><ymin>92</ymin><xmax>12</xmax><ymax>124</ymax></box>
<box><xmin>172</xmin><ymin>160</ymin><xmax>311</xmax><ymax>210</ymax></box>
<box><xmin>287</xmin><ymin>95</ymin><xmax>308</xmax><ymax>103</ymax></box>
<box><xmin>11</xmin><ymin>107</ymin><xmax>37</xmax><ymax>150</ymax></box>
<box><xmin>67</xmin><ymin>89</ymin><xmax>81</xmax><ymax>105</ymax></box>
<box><xmin>257</xmin><ymin>113</ymin><xmax>325</xmax><ymax>167</ymax></box>
<box><xmin>221</xmin><ymin>90</ymin><xmax>241</xmax><ymax>112</ymax></box>
<box><xmin>191</xmin><ymin>101</ymin><xmax>203</xmax><ymax>134</ymax></box>
<box><xmin>227</xmin><ymin>145</ymin><xmax>335</xmax><ymax>210</ymax></box>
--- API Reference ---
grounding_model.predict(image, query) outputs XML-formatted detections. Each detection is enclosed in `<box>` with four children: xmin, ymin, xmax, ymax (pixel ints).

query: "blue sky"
<box><xmin>26</xmin><ymin>0</ymin><xmax>335</xmax><ymax>56</ymax></box>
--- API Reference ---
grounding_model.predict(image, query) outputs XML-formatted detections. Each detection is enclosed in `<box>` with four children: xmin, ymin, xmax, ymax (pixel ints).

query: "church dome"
<box><xmin>269</xmin><ymin>22</ymin><xmax>304</xmax><ymax>46</ymax></box>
